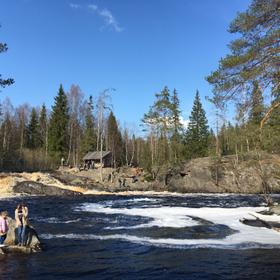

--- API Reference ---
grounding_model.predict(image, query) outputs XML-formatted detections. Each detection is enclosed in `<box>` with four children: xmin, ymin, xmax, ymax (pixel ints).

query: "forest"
<box><xmin>0</xmin><ymin>0</ymin><xmax>279</xmax><ymax>174</ymax></box>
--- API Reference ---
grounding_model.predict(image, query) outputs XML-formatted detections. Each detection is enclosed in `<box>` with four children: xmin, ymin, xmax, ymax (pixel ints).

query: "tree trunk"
<box><xmin>129</xmin><ymin>138</ymin><xmax>135</xmax><ymax>166</ymax></box>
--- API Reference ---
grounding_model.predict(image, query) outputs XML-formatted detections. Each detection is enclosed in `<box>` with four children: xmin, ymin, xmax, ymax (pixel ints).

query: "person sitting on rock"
<box><xmin>0</xmin><ymin>211</ymin><xmax>9</xmax><ymax>245</ymax></box>
<box><xmin>15</xmin><ymin>203</ymin><xmax>29</xmax><ymax>246</ymax></box>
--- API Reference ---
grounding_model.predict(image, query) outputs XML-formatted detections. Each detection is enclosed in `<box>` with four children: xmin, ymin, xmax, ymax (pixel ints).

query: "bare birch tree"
<box><xmin>96</xmin><ymin>89</ymin><xmax>113</xmax><ymax>181</ymax></box>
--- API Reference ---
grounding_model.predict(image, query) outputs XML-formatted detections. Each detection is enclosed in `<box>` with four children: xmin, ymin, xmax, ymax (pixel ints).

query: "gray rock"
<box><xmin>13</xmin><ymin>181</ymin><xmax>82</xmax><ymax>196</ymax></box>
<box><xmin>269</xmin><ymin>205</ymin><xmax>280</xmax><ymax>215</ymax></box>
<box><xmin>52</xmin><ymin>172</ymin><xmax>98</xmax><ymax>190</ymax></box>
<box><xmin>2</xmin><ymin>217</ymin><xmax>41</xmax><ymax>254</ymax></box>
<box><xmin>164</xmin><ymin>155</ymin><xmax>280</xmax><ymax>194</ymax></box>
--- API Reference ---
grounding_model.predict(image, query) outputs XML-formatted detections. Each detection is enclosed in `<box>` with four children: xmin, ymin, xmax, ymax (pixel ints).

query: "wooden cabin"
<box><xmin>82</xmin><ymin>151</ymin><xmax>112</xmax><ymax>168</ymax></box>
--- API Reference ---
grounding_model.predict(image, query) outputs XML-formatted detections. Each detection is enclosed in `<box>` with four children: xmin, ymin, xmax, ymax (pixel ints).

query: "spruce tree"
<box><xmin>81</xmin><ymin>96</ymin><xmax>96</xmax><ymax>155</ymax></box>
<box><xmin>249</xmin><ymin>81</ymin><xmax>265</xmax><ymax>125</ymax></box>
<box><xmin>107</xmin><ymin>111</ymin><xmax>123</xmax><ymax>168</ymax></box>
<box><xmin>246</xmin><ymin>81</ymin><xmax>265</xmax><ymax>150</ymax></box>
<box><xmin>185</xmin><ymin>90</ymin><xmax>210</xmax><ymax>158</ymax></box>
<box><xmin>27</xmin><ymin>108</ymin><xmax>40</xmax><ymax>149</ymax></box>
<box><xmin>170</xmin><ymin>89</ymin><xmax>182</xmax><ymax>137</ymax></box>
<box><xmin>39</xmin><ymin>104</ymin><xmax>48</xmax><ymax>149</ymax></box>
<box><xmin>48</xmin><ymin>85</ymin><xmax>69</xmax><ymax>160</ymax></box>
<box><xmin>170</xmin><ymin>89</ymin><xmax>183</xmax><ymax>163</ymax></box>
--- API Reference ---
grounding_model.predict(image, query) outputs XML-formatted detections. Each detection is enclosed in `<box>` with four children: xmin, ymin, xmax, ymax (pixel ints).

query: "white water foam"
<box><xmin>71</xmin><ymin>203</ymin><xmax>280</xmax><ymax>249</ymax></box>
<box><xmin>102</xmin><ymin>197</ymin><xmax>162</xmax><ymax>207</ymax></box>
<box><xmin>36</xmin><ymin>217</ymin><xmax>81</xmax><ymax>224</ymax></box>
<box><xmin>77</xmin><ymin>203</ymin><xmax>199</xmax><ymax>228</ymax></box>
<box><xmin>40</xmin><ymin>231</ymin><xmax>280</xmax><ymax>250</ymax></box>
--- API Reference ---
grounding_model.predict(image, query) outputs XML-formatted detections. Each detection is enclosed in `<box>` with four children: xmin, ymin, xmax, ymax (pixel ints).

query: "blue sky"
<box><xmin>0</xmin><ymin>0</ymin><xmax>250</xmax><ymax>133</ymax></box>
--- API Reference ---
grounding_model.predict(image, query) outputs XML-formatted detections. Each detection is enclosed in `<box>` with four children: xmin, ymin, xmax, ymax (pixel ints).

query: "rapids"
<box><xmin>1</xmin><ymin>194</ymin><xmax>280</xmax><ymax>279</ymax></box>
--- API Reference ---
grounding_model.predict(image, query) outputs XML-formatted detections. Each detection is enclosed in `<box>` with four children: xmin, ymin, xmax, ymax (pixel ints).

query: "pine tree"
<box><xmin>0</xmin><ymin>26</ymin><xmax>14</xmax><ymax>89</ymax></box>
<box><xmin>107</xmin><ymin>111</ymin><xmax>123</xmax><ymax>168</ymax></box>
<box><xmin>142</xmin><ymin>86</ymin><xmax>172</xmax><ymax>137</ymax></box>
<box><xmin>27</xmin><ymin>108</ymin><xmax>40</xmax><ymax>149</ymax></box>
<box><xmin>142</xmin><ymin>86</ymin><xmax>173</xmax><ymax>165</ymax></box>
<box><xmin>270</xmin><ymin>79</ymin><xmax>280</xmax><ymax>123</ymax></box>
<box><xmin>207</xmin><ymin>0</ymin><xmax>280</xmax><ymax>108</ymax></box>
<box><xmin>81</xmin><ymin>96</ymin><xmax>96</xmax><ymax>155</ymax></box>
<box><xmin>185</xmin><ymin>90</ymin><xmax>210</xmax><ymax>158</ymax></box>
<box><xmin>48</xmin><ymin>85</ymin><xmax>69</xmax><ymax>160</ymax></box>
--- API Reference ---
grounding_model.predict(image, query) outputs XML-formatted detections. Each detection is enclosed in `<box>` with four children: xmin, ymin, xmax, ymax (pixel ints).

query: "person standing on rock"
<box><xmin>0</xmin><ymin>211</ymin><xmax>9</xmax><ymax>245</ymax></box>
<box><xmin>15</xmin><ymin>203</ymin><xmax>28</xmax><ymax>246</ymax></box>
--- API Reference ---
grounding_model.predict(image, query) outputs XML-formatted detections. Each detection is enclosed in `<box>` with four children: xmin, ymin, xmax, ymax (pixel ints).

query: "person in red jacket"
<box><xmin>0</xmin><ymin>211</ymin><xmax>9</xmax><ymax>245</ymax></box>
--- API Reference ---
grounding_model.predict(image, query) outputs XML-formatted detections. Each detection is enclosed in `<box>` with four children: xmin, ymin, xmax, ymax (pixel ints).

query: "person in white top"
<box><xmin>15</xmin><ymin>203</ymin><xmax>28</xmax><ymax>246</ymax></box>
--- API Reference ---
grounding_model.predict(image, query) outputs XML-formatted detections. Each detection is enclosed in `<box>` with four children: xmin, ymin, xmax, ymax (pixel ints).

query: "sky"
<box><xmin>0</xmin><ymin>0</ymin><xmax>251</xmax><ymax>134</ymax></box>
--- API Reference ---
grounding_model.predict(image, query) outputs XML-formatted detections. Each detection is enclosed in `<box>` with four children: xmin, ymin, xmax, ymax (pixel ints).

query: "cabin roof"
<box><xmin>83</xmin><ymin>151</ymin><xmax>111</xmax><ymax>161</ymax></box>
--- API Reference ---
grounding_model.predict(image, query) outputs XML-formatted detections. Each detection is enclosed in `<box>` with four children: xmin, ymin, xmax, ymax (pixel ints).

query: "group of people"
<box><xmin>0</xmin><ymin>203</ymin><xmax>29</xmax><ymax>246</ymax></box>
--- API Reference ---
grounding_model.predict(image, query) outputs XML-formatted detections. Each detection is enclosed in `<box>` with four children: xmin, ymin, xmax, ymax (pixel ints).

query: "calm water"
<box><xmin>1</xmin><ymin>194</ymin><xmax>280</xmax><ymax>280</ymax></box>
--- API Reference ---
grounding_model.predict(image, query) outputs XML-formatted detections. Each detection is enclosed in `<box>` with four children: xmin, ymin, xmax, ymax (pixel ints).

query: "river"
<box><xmin>1</xmin><ymin>194</ymin><xmax>280</xmax><ymax>279</ymax></box>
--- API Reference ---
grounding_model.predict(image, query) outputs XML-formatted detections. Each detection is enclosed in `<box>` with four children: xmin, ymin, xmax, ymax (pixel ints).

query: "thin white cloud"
<box><xmin>88</xmin><ymin>4</ymin><xmax>98</xmax><ymax>11</ymax></box>
<box><xmin>87</xmin><ymin>4</ymin><xmax>123</xmax><ymax>32</ymax></box>
<box><xmin>69</xmin><ymin>3</ymin><xmax>123</xmax><ymax>32</ymax></box>
<box><xmin>69</xmin><ymin>3</ymin><xmax>81</xmax><ymax>9</ymax></box>
<box><xmin>98</xmin><ymin>8</ymin><xmax>123</xmax><ymax>32</ymax></box>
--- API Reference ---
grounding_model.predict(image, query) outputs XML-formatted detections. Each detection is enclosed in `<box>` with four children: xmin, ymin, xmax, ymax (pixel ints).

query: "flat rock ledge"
<box><xmin>13</xmin><ymin>181</ymin><xmax>82</xmax><ymax>196</ymax></box>
<box><xmin>0</xmin><ymin>245</ymin><xmax>36</xmax><ymax>254</ymax></box>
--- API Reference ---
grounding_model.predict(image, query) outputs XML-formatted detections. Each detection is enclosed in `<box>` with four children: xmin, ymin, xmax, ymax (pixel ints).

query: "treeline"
<box><xmin>140</xmin><ymin>87</ymin><xmax>212</xmax><ymax>172</ymax></box>
<box><xmin>0</xmin><ymin>85</ymin><xmax>125</xmax><ymax>171</ymax></box>
<box><xmin>0</xmin><ymin>84</ymin><xmax>213</xmax><ymax>172</ymax></box>
<box><xmin>218</xmin><ymin>82</ymin><xmax>280</xmax><ymax>157</ymax></box>
<box><xmin>1</xmin><ymin>81</ymin><xmax>279</xmax><ymax>173</ymax></box>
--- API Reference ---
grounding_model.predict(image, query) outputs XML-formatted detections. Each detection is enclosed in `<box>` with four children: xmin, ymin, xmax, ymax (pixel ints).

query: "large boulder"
<box><xmin>1</xmin><ymin>217</ymin><xmax>41</xmax><ymax>254</ymax></box>
<box><xmin>13</xmin><ymin>181</ymin><xmax>82</xmax><ymax>196</ymax></box>
<box><xmin>269</xmin><ymin>205</ymin><xmax>280</xmax><ymax>215</ymax></box>
<box><xmin>167</xmin><ymin>158</ymin><xmax>221</xmax><ymax>193</ymax></box>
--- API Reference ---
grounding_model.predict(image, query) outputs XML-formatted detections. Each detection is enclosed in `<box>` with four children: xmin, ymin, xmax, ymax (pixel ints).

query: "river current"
<box><xmin>1</xmin><ymin>194</ymin><xmax>280</xmax><ymax>279</ymax></box>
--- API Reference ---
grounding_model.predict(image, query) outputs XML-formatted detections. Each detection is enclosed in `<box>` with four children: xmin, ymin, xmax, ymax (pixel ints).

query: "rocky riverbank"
<box><xmin>1</xmin><ymin>153</ymin><xmax>280</xmax><ymax>197</ymax></box>
<box><xmin>56</xmin><ymin>153</ymin><xmax>280</xmax><ymax>194</ymax></box>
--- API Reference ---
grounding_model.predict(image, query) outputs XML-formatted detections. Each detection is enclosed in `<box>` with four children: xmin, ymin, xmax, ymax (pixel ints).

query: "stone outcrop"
<box><xmin>53</xmin><ymin>153</ymin><xmax>280</xmax><ymax>194</ymax></box>
<box><xmin>167</xmin><ymin>158</ymin><xmax>220</xmax><ymax>193</ymax></box>
<box><xmin>166</xmin><ymin>154</ymin><xmax>280</xmax><ymax>194</ymax></box>
<box><xmin>13</xmin><ymin>181</ymin><xmax>82</xmax><ymax>196</ymax></box>
<box><xmin>269</xmin><ymin>205</ymin><xmax>280</xmax><ymax>215</ymax></box>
